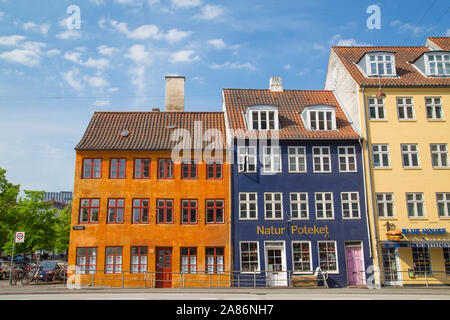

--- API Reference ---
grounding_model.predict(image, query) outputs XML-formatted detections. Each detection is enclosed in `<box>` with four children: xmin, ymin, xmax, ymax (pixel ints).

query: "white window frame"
<box><xmin>263</xmin><ymin>146</ymin><xmax>282</xmax><ymax>174</ymax></box>
<box><xmin>401</xmin><ymin>144</ymin><xmax>420</xmax><ymax>168</ymax></box>
<box><xmin>367</xmin><ymin>97</ymin><xmax>386</xmax><ymax>120</ymax></box>
<box><xmin>291</xmin><ymin>241</ymin><xmax>313</xmax><ymax>274</ymax></box>
<box><xmin>239</xmin><ymin>192</ymin><xmax>258</xmax><ymax>220</ymax></box>
<box><xmin>264</xmin><ymin>192</ymin><xmax>283</xmax><ymax>220</ymax></box>
<box><xmin>338</xmin><ymin>146</ymin><xmax>357</xmax><ymax>172</ymax></box>
<box><xmin>288</xmin><ymin>147</ymin><xmax>307</xmax><ymax>173</ymax></box>
<box><xmin>237</xmin><ymin>146</ymin><xmax>257</xmax><ymax>173</ymax></box>
<box><xmin>289</xmin><ymin>192</ymin><xmax>309</xmax><ymax>220</ymax></box>
<box><xmin>317</xmin><ymin>241</ymin><xmax>339</xmax><ymax>274</ymax></box>
<box><xmin>366</xmin><ymin>53</ymin><xmax>395</xmax><ymax>77</ymax></box>
<box><xmin>372</xmin><ymin>144</ymin><xmax>390</xmax><ymax>168</ymax></box>
<box><xmin>315</xmin><ymin>192</ymin><xmax>334</xmax><ymax>219</ymax></box>
<box><xmin>239</xmin><ymin>241</ymin><xmax>260</xmax><ymax>273</ymax></box>
<box><xmin>430</xmin><ymin>144</ymin><xmax>449</xmax><ymax>168</ymax></box>
<box><xmin>397</xmin><ymin>97</ymin><xmax>415</xmax><ymax>120</ymax></box>
<box><xmin>376</xmin><ymin>193</ymin><xmax>395</xmax><ymax>218</ymax></box>
<box><xmin>406</xmin><ymin>192</ymin><xmax>425</xmax><ymax>218</ymax></box>
<box><xmin>312</xmin><ymin>146</ymin><xmax>331</xmax><ymax>173</ymax></box>
<box><xmin>437</xmin><ymin>193</ymin><xmax>450</xmax><ymax>218</ymax></box>
<box><xmin>341</xmin><ymin>192</ymin><xmax>361</xmax><ymax>219</ymax></box>
<box><xmin>425</xmin><ymin>97</ymin><xmax>444</xmax><ymax>120</ymax></box>
<box><xmin>247</xmin><ymin>106</ymin><xmax>279</xmax><ymax>131</ymax></box>
<box><xmin>425</xmin><ymin>53</ymin><xmax>450</xmax><ymax>76</ymax></box>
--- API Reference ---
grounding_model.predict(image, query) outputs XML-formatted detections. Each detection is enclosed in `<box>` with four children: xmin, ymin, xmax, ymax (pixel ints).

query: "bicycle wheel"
<box><xmin>21</xmin><ymin>273</ymin><xmax>30</xmax><ymax>285</ymax></box>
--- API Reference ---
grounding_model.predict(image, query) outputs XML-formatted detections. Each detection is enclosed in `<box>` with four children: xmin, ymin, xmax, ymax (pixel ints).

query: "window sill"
<box><xmin>369</xmin><ymin>119</ymin><xmax>388</xmax><ymax>122</ymax></box>
<box><xmin>402</xmin><ymin>167</ymin><xmax>422</xmax><ymax>170</ymax></box>
<box><xmin>397</xmin><ymin>119</ymin><xmax>417</xmax><ymax>122</ymax></box>
<box><xmin>373</xmin><ymin>167</ymin><xmax>392</xmax><ymax>170</ymax></box>
<box><xmin>377</xmin><ymin>217</ymin><xmax>397</xmax><ymax>220</ymax></box>
<box><xmin>432</xmin><ymin>167</ymin><xmax>450</xmax><ymax>170</ymax></box>
<box><xmin>427</xmin><ymin>119</ymin><xmax>446</xmax><ymax>122</ymax></box>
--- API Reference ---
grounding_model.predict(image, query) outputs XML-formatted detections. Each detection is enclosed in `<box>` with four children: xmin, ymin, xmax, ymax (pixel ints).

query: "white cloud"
<box><xmin>47</xmin><ymin>49</ymin><xmax>61</xmax><ymax>56</ymax></box>
<box><xmin>171</xmin><ymin>0</ymin><xmax>202</xmax><ymax>8</ymax></box>
<box><xmin>124</xmin><ymin>44</ymin><xmax>153</xmax><ymax>65</ymax></box>
<box><xmin>210</xmin><ymin>61</ymin><xmax>256</xmax><ymax>71</ymax></box>
<box><xmin>124</xmin><ymin>45</ymin><xmax>153</xmax><ymax>98</ymax></box>
<box><xmin>23</xmin><ymin>22</ymin><xmax>51</xmax><ymax>35</ymax></box>
<box><xmin>56</xmin><ymin>30</ymin><xmax>82</xmax><ymax>40</ymax></box>
<box><xmin>329</xmin><ymin>34</ymin><xmax>371</xmax><ymax>46</ymax></box>
<box><xmin>169</xmin><ymin>49</ymin><xmax>199</xmax><ymax>63</ymax></box>
<box><xmin>97</xmin><ymin>45</ymin><xmax>119</xmax><ymax>57</ymax></box>
<box><xmin>390</xmin><ymin>20</ymin><xmax>429</xmax><ymax>36</ymax></box>
<box><xmin>86</xmin><ymin>75</ymin><xmax>109</xmax><ymax>87</ymax></box>
<box><xmin>195</xmin><ymin>4</ymin><xmax>225</xmax><ymax>20</ymax></box>
<box><xmin>284</xmin><ymin>64</ymin><xmax>291</xmax><ymax>70</ymax></box>
<box><xmin>446</xmin><ymin>29</ymin><xmax>450</xmax><ymax>37</ymax></box>
<box><xmin>93</xmin><ymin>99</ymin><xmax>110</xmax><ymax>106</ymax></box>
<box><xmin>207</xmin><ymin>38</ymin><xmax>226</xmax><ymax>49</ymax></box>
<box><xmin>64</xmin><ymin>51</ymin><xmax>110</xmax><ymax>69</ymax></box>
<box><xmin>0</xmin><ymin>35</ymin><xmax>26</xmax><ymax>46</ymax></box>
<box><xmin>61</xmin><ymin>68</ymin><xmax>84</xmax><ymax>90</ymax></box>
<box><xmin>297</xmin><ymin>68</ymin><xmax>310</xmax><ymax>77</ymax></box>
<box><xmin>109</xmin><ymin>20</ymin><xmax>191</xmax><ymax>43</ymax></box>
<box><xmin>90</xmin><ymin>0</ymin><xmax>104</xmax><ymax>5</ymax></box>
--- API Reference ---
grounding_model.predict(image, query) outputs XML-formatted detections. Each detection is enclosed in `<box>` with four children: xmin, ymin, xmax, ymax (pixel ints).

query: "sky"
<box><xmin>0</xmin><ymin>0</ymin><xmax>448</xmax><ymax>194</ymax></box>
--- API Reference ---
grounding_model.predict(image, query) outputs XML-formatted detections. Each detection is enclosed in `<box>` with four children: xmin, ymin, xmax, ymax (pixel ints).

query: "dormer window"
<box><xmin>367</xmin><ymin>53</ymin><xmax>395</xmax><ymax>76</ymax></box>
<box><xmin>246</xmin><ymin>106</ymin><xmax>279</xmax><ymax>130</ymax></box>
<box><xmin>426</xmin><ymin>53</ymin><xmax>450</xmax><ymax>76</ymax></box>
<box><xmin>301</xmin><ymin>105</ymin><xmax>337</xmax><ymax>131</ymax></box>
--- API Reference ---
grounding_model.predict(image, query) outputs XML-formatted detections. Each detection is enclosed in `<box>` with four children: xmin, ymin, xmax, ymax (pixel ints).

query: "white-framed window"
<box><xmin>247</xmin><ymin>107</ymin><xmax>279</xmax><ymax>130</ymax></box>
<box><xmin>425</xmin><ymin>53</ymin><xmax>450</xmax><ymax>76</ymax></box>
<box><xmin>239</xmin><ymin>192</ymin><xmax>258</xmax><ymax>220</ymax></box>
<box><xmin>288</xmin><ymin>147</ymin><xmax>307</xmax><ymax>173</ymax></box>
<box><xmin>425</xmin><ymin>97</ymin><xmax>443</xmax><ymax>120</ymax></box>
<box><xmin>240</xmin><ymin>241</ymin><xmax>260</xmax><ymax>272</ymax></box>
<box><xmin>406</xmin><ymin>192</ymin><xmax>425</xmax><ymax>218</ymax></box>
<box><xmin>366</xmin><ymin>53</ymin><xmax>395</xmax><ymax>76</ymax></box>
<box><xmin>397</xmin><ymin>97</ymin><xmax>415</xmax><ymax>120</ymax></box>
<box><xmin>376</xmin><ymin>193</ymin><xmax>395</xmax><ymax>218</ymax></box>
<box><xmin>437</xmin><ymin>193</ymin><xmax>450</xmax><ymax>218</ymax></box>
<box><xmin>292</xmin><ymin>241</ymin><xmax>312</xmax><ymax>273</ymax></box>
<box><xmin>318</xmin><ymin>241</ymin><xmax>338</xmax><ymax>273</ymax></box>
<box><xmin>430</xmin><ymin>144</ymin><xmax>449</xmax><ymax>168</ymax></box>
<box><xmin>264</xmin><ymin>192</ymin><xmax>283</xmax><ymax>220</ymax></box>
<box><xmin>312</xmin><ymin>147</ymin><xmax>331</xmax><ymax>173</ymax></box>
<box><xmin>310</xmin><ymin>110</ymin><xmax>335</xmax><ymax>131</ymax></box>
<box><xmin>338</xmin><ymin>146</ymin><xmax>357</xmax><ymax>172</ymax></box>
<box><xmin>237</xmin><ymin>146</ymin><xmax>257</xmax><ymax>173</ymax></box>
<box><xmin>372</xmin><ymin>144</ymin><xmax>390</xmax><ymax>168</ymax></box>
<box><xmin>315</xmin><ymin>192</ymin><xmax>334</xmax><ymax>219</ymax></box>
<box><xmin>341</xmin><ymin>192</ymin><xmax>360</xmax><ymax>219</ymax></box>
<box><xmin>290</xmin><ymin>192</ymin><xmax>309</xmax><ymax>220</ymax></box>
<box><xmin>368</xmin><ymin>97</ymin><xmax>386</xmax><ymax>120</ymax></box>
<box><xmin>401</xmin><ymin>144</ymin><xmax>420</xmax><ymax>168</ymax></box>
<box><xmin>263</xmin><ymin>146</ymin><xmax>282</xmax><ymax>174</ymax></box>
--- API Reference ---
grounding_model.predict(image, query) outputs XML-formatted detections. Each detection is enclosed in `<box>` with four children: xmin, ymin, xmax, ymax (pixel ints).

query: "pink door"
<box><xmin>345</xmin><ymin>246</ymin><xmax>364</xmax><ymax>286</ymax></box>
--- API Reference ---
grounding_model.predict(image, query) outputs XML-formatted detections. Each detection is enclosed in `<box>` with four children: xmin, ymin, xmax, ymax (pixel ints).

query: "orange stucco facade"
<box><xmin>68</xmin><ymin>150</ymin><xmax>231</xmax><ymax>288</ymax></box>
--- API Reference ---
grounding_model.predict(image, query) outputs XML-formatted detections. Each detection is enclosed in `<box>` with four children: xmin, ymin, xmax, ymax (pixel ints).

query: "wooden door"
<box><xmin>156</xmin><ymin>248</ymin><xmax>172</xmax><ymax>288</ymax></box>
<box><xmin>345</xmin><ymin>246</ymin><xmax>364</xmax><ymax>286</ymax></box>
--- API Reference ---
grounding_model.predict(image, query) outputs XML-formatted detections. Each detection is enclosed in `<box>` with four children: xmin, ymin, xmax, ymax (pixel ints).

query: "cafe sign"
<box><xmin>402</xmin><ymin>228</ymin><xmax>446</xmax><ymax>235</ymax></box>
<box><xmin>257</xmin><ymin>225</ymin><xmax>329</xmax><ymax>236</ymax></box>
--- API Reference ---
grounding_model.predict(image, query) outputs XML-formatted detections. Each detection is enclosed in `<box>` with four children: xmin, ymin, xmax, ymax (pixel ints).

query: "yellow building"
<box><xmin>325</xmin><ymin>37</ymin><xmax>450</xmax><ymax>286</ymax></box>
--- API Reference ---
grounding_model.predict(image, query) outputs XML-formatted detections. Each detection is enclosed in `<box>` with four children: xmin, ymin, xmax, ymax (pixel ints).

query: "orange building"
<box><xmin>68</xmin><ymin>77</ymin><xmax>231</xmax><ymax>288</ymax></box>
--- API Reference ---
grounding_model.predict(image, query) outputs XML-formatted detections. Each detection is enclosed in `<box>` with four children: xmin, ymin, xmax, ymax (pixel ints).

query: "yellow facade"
<box><xmin>358</xmin><ymin>87</ymin><xmax>450</xmax><ymax>285</ymax></box>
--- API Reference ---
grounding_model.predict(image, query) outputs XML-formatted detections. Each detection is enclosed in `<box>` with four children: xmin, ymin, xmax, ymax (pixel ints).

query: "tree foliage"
<box><xmin>0</xmin><ymin>167</ymin><xmax>71</xmax><ymax>256</ymax></box>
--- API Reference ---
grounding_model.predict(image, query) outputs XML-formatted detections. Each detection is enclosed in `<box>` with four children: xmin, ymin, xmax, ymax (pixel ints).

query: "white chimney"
<box><xmin>270</xmin><ymin>76</ymin><xmax>283</xmax><ymax>92</ymax></box>
<box><xmin>165</xmin><ymin>76</ymin><xmax>185</xmax><ymax>112</ymax></box>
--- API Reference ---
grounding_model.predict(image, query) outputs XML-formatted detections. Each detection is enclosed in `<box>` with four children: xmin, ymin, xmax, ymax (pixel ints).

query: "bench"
<box><xmin>291</xmin><ymin>274</ymin><xmax>318</xmax><ymax>287</ymax></box>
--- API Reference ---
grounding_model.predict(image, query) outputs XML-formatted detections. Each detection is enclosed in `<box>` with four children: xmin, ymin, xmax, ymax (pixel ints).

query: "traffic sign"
<box><xmin>14</xmin><ymin>232</ymin><xmax>25</xmax><ymax>243</ymax></box>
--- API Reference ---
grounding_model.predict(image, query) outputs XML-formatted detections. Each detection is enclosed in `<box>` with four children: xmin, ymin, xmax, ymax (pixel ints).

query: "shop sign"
<box><xmin>402</xmin><ymin>228</ymin><xmax>446</xmax><ymax>235</ymax></box>
<box><xmin>256</xmin><ymin>225</ymin><xmax>329</xmax><ymax>236</ymax></box>
<box><xmin>72</xmin><ymin>226</ymin><xmax>85</xmax><ymax>230</ymax></box>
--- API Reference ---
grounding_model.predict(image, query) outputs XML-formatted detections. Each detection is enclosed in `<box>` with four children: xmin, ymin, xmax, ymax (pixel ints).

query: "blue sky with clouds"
<box><xmin>0</xmin><ymin>0</ymin><xmax>449</xmax><ymax>193</ymax></box>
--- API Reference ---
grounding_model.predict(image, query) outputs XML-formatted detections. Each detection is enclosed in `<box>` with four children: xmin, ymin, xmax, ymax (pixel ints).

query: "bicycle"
<box><xmin>21</xmin><ymin>264</ymin><xmax>41</xmax><ymax>285</ymax></box>
<box><xmin>10</xmin><ymin>268</ymin><xmax>23</xmax><ymax>286</ymax></box>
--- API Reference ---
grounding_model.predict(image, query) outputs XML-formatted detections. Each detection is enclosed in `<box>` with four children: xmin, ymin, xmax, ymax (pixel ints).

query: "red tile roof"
<box><xmin>223</xmin><ymin>89</ymin><xmax>360</xmax><ymax>140</ymax></box>
<box><xmin>75</xmin><ymin>111</ymin><xmax>226</xmax><ymax>150</ymax></box>
<box><xmin>427</xmin><ymin>37</ymin><xmax>450</xmax><ymax>50</ymax></box>
<box><xmin>332</xmin><ymin>46</ymin><xmax>450</xmax><ymax>87</ymax></box>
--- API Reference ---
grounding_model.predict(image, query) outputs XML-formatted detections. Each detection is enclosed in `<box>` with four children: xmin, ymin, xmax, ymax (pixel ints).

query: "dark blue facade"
<box><xmin>231</xmin><ymin>139</ymin><xmax>372</xmax><ymax>288</ymax></box>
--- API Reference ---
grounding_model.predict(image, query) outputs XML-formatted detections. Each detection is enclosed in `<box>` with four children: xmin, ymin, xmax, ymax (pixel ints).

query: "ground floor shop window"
<box><xmin>105</xmin><ymin>247</ymin><xmax>123</xmax><ymax>274</ymax></box>
<box><xmin>318</xmin><ymin>241</ymin><xmax>338</xmax><ymax>272</ymax></box>
<box><xmin>206</xmin><ymin>247</ymin><xmax>224</xmax><ymax>274</ymax></box>
<box><xmin>412</xmin><ymin>247</ymin><xmax>431</xmax><ymax>276</ymax></box>
<box><xmin>131</xmin><ymin>247</ymin><xmax>148</xmax><ymax>273</ymax></box>
<box><xmin>76</xmin><ymin>247</ymin><xmax>97</xmax><ymax>274</ymax></box>
<box><xmin>444</xmin><ymin>248</ymin><xmax>450</xmax><ymax>276</ymax></box>
<box><xmin>181</xmin><ymin>247</ymin><xmax>197</xmax><ymax>274</ymax></box>
<box><xmin>240</xmin><ymin>242</ymin><xmax>259</xmax><ymax>272</ymax></box>
<box><xmin>292</xmin><ymin>242</ymin><xmax>312</xmax><ymax>272</ymax></box>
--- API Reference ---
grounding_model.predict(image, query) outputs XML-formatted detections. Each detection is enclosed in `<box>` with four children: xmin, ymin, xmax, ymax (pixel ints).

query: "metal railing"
<box><xmin>380</xmin><ymin>270</ymin><xmax>450</xmax><ymax>287</ymax></box>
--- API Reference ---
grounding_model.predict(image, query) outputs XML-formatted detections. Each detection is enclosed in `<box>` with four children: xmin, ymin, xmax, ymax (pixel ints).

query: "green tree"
<box><xmin>0</xmin><ymin>168</ymin><xmax>20</xmax><ymax>251</ymax></box>
<box><xmin>53</xmin><ymin>204</ymin><xmax>72</xmax><ymax>254</ymax></box>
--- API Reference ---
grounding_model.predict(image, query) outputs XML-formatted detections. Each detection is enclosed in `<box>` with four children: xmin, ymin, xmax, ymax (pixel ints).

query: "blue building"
<box><xmin>223</xmin><ymin>78</ymin><xmax>372</xmax><ymax>288</ymax></box>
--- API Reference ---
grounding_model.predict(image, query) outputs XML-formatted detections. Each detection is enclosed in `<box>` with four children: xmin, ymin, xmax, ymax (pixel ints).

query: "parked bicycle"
<box><xmin>21</xmin><ymin>263</ymin><xmax>41</xmax><ymax>285</ymax></box>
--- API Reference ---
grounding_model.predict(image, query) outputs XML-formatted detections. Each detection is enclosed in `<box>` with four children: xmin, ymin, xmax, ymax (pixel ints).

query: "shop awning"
<box><xmin>381</xmin><ymin>241</ymin><xmax>450</xmax><ymax>248</ymax></box>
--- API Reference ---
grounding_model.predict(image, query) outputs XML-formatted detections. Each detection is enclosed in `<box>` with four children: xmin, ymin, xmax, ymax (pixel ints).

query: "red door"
<box><xmin>156</xmin><ymin>248</ymin><xmax>172</xmax><ymax>288</ymax></box>
<box><xmin>345</xmin><ymin>246</ymin><xmax>364</xmax><ymax>286</ymax></box>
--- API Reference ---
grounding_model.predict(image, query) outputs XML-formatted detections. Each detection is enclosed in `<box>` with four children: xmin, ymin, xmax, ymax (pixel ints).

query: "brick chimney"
<box><xmin>165</xmin><ymin>76</ymin><xmax>185</xmax><ymax>112</ymax></box>
<box><xmin>270</xmin><ymin>76</ymin><xmax>283</xmax><ymax>92</ymax></box>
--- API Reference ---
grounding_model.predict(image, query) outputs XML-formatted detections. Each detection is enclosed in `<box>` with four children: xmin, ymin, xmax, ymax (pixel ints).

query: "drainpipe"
<box><xmin>362</xmin><ymin>86</ymin><xmax>381</xmax><ymax>287</ymax></box>
<box><xmin>228</xmin><ymin>146</ymin><xmax>232</xmax><ymax>287</ymax></box>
